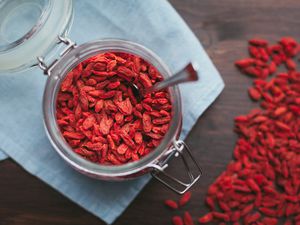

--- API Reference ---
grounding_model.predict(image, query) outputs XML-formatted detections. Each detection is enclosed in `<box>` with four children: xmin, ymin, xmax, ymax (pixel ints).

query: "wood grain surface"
<box><xmin>1</xmin><ymin>0</ymin><xmax>299</xmax><ymax>224</ymax></box>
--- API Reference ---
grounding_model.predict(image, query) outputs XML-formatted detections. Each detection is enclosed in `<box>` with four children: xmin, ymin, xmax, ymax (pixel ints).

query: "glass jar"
<box><xmin>0</xmin><ymin>0</ymin><xmax>202</xmax><ymax>194</ymax></box>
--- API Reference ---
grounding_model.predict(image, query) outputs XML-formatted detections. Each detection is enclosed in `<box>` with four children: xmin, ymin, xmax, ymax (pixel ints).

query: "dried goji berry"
<box><xmin>142</xmin><ymin>113</ymin><xmax>153</xmax><ymax>133</ymax></box>
<box><xmin>244</xmin><ymin>212</ymin><xmax>261</xmax><ymax>224</ymax></box>
<box><xmin>183</xmin><ymin>211</ymin><xmax>194</xmax><ymax>225</ymax></box>
<box><xmin>248</xmin><ymin>87</ymin><xmax>261</xmax><ymax>101</ymax></box>
<box><xmin>212</xmin><ymin>212</ymin><xmax>230</xmax><ymax>222</ymax></box>
<box><xmin>198</xmin><ymin>213</ymin><xmax>213</xmax><ymax>224</ymax></box>
<box><xmin>235</xmin><ymin>58</ymin><xmax>255</xmax><ymax>68</ymax></box>
<box><xmin>261</xmin><ymin>217</ymin><xmax>278</xmax><ymax>225</ymax></box>
<box><xmin>164</xmin><ymin>199</ymin><xmax>178</xmax><ymax>210</ymax></box>
<box><xmin>172</xmin><ymin>216</ymin><xmax>184</xmax><ymax>225</ymax></box>
<box><xmin>249</xmin><ymin>38</ymin><xmax>268</xmax><ymax>46</ymax></box>
<box><xmin>205</xmin><ymin>197</ymin><xmax>215</xmax><ymax>210</ymax></box>
<box><xmin>179</xmin><ymin>191</ymin><xmax>192</xmax><ymax>206</ymax></box>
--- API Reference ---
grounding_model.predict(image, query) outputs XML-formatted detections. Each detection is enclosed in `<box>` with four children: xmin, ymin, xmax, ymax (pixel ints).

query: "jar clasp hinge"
<box><xmin>148</xmin><ymin>140</ymin><xmax>202</xmax><ymax>194</ymax></box>
<box><xmin>37</xmin><ymin>36</ymin><xmax>77</xmax><ymax>76</ymax></box>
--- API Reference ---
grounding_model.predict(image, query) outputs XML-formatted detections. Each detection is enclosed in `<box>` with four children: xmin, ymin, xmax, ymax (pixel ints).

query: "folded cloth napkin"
<box><xmin>0</xmin><ymin>0</ymin><xmax>224</xmax><ymax>224</ymax></box>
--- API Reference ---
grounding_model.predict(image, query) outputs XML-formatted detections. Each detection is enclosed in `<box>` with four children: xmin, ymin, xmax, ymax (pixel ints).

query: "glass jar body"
<box><xmin>43</xmin><ymin>39</ymin><xmax>182</xmax><ymax>180</ymax></box>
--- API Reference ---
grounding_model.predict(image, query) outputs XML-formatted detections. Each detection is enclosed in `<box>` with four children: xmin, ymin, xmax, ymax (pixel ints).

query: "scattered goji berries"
<box><xmin>56</xmin><ymin>52</ymin><xmax>172</xmax><ymax>165</ymax></box>
<box><xmin>164</xmin><ymin>191</ymin><xmax>193</xmax><ymax>225</ymax></box>
<box><xmin>197</xmin><ymin>37</ymin><xmax>300</xmax><ymax>224</ymax></box>
<box><xmin>164</xmin><ymin>37</ymin><xmax>300</xmax><ymax>225</ymax></box>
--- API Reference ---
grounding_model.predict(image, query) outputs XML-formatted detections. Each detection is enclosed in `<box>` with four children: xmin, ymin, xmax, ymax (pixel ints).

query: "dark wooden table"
<box><xmin>1</xmin><ymin>0</ymin><xmax>299</xmax><ymax>224</ymax></box>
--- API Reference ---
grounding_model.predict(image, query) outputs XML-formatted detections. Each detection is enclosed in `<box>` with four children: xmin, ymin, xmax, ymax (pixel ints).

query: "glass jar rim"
<box><xmin>43</xmin><ymin>39</ymin><xmax>182</xmax><ymax>177</ymax></box>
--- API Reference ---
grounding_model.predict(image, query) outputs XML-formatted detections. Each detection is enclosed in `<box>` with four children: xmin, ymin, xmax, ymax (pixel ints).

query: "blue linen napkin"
<box><xmin>0</xmin><ymin>0</ymin><xmax>224</xmax><ymax>223</ymax></box>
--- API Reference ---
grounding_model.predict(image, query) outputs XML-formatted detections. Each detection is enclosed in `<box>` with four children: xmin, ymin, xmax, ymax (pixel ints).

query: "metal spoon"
<box><xmin>131</xmin><ymin>61</ymin><xmax>199</xmax><ymax>100</ymax></box>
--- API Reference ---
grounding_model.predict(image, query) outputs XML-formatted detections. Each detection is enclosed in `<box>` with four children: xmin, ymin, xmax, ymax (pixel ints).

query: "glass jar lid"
<box><xmin>0</xmin><ymin>0</ymin><xmax>73</xmax><ymax>72</ymax></box>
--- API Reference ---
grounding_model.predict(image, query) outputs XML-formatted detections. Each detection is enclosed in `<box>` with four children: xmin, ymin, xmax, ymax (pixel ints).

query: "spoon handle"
<box><xmin>143</xmin><ymin>61</ymin><xmax>199</xmax><ymax>95</ymax></box>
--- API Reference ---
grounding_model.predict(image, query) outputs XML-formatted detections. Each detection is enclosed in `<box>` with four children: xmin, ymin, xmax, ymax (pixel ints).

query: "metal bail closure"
<box><xmin>149</xmin><ymin>140</ymin><xmax>202</xmax><ymax>194</ymax></box>
<box><xmin>37</xmin><ymin>36</ymin><xmax>77</xmax><ymax>76</ymax></box>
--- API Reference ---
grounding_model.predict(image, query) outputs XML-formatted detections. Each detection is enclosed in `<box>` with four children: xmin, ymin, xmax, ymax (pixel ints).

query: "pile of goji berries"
<box><xmin>56</xmin><ymin>52</ymin><xmax>171</xmax><ymax>165</ymax></box>
<box><xmin>166</xmin><ymin>37</ymin><xmax>300</xmax><ymax>225</ymax></box>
